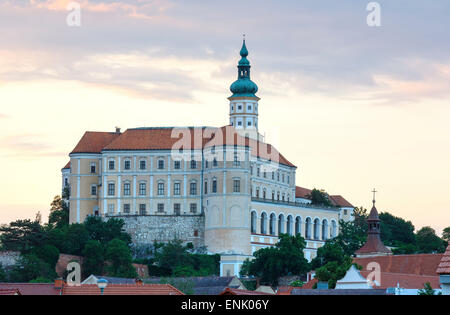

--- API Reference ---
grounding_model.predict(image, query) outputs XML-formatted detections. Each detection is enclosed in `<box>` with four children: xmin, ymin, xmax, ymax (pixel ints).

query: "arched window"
<box><xmin>322</xmin><ymin>220</ymin><xmax>329</xmax><ymax>240</ymax></box>
<box><xmin>251</xmin><ymin>211</ymin><xmax>257</xmax><ymax>234</ymax></box>
<box><xmin>314</xmin><ymin>218</ymin><xmax>320</xmax><ymax>240</ymax></box>
<box><xmin>331</xmin><ymin>220</ymin><xmax>337</xmax><ymax>238</ymax></box>
<box><xmin>261</xmin><ymin>213</ymin><xmax>268</xmax><ymax>235</ymax></box>
<box><xmin>286</xmin><ymin>215</ymin><xmax>293</xmax><ymax>235</ymax></box>
<box><xmin>295</xmin><ymin>217</ymin><xmax>302</xmax><ymax>236</ymax></box>
<box><xmin>305</xmin><ymin>218</ymin><xmax>312</xmax><ymax>239</ymax></box>
<box><xmin>269</xmin><ymin>213</ymin><xmax>276</xmax><ymax>235</ymax></box>
<box><xmin>278</xmin><ymin>214</ymin><xmax>285</xmax><ymax>235</ymax></box>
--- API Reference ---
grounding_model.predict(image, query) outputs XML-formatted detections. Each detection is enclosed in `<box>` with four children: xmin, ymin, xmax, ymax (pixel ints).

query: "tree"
<box><xmin>8</xmin><ymin>254</ymin><xmax>57</xmax><ymax>283</ymax></box>
<box><xmin>105</xmin><ymin>238</ymin><xmax>137</xmax><ymax>278</ymax></box>
<box><xmin>416</xmin><ymin>227</ymin><xmax>446</xmax><ymax>253</ymax></box>
<box><xmin>61</xmin><ymin>223</ymin><xmax>89</xmax><ymax>255</ymax></box>
<box><xmin>31</xmin><ymin>244</ymin><xmax>60</xmax><ymax>269</ymax></box>
<box><xmin>84</xmin><ymin>216</ymin><xmax>131</xmax><ymax>245</ymax></box>
<box><xmin>48</xmin><ymin>195</ymin><xmax>69</xmax><ymax>229</ymax></box>
<box><xmin>0</xmin><ymin>219</ymin><xmax>46</xmax><ymax>253</ymax></box>
<box><xmin>391</xmin><ymin>243</ymin><xmax>418</xmax><ymax>255</ymax></box>
<box><xmin>0</xmin><ymin>264</ymin><xmax>6</xmax><ymax>282</ymax></box>
<box><xmin>240</xmin><ymin>234</ymin><xmax>310</xmax><ymax>286</ymax></box>
<box><xmin>307</xmin><ymin>189</ymin><xmax>333</xmax><ymax>207</ymax></box>
<box><xmin>82</xmin><ymin>240</ymin><xmax>105</xmax><ymax>277</ymax></box>
<box><xmin>315</xmin><ymin>256</ymin><xmax>355</xmax><ymax>289</ymax></box>
<box><xmin>310</xmin><ymin>239</ymin><xmax>347</xmax><ymax>270</ymax></box>
<box><xmin>417</xmin><ymin>282</ymin><xmax>440</xmax><ymax>295</ymax></box>
<box><xmin>153</xmin><ymin>240</ymin><xmax>193</xmax><ymax>276</ymax></box>
<box><xmin>443</xmin><ymin>227</ymin><xmax>450</xmax><ymax>243</ymax></box>
<box><xmin>379</xmin><ymin>212</ymin><xmax>415</xmax><ymax>246</ymax></box>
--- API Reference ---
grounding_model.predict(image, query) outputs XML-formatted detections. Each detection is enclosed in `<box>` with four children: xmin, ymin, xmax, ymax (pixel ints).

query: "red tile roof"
<box><xmin>436</xmin><ymin>245</ymin><xmax>450</xmax><ymax>274</ymax></box>
<box><xmin>72</xmin><ymin>126</ymin><xmax>296</xmax><ymax>167</ymax></box>
<box><xmin>355</xmin><ymin>235</ymin><xmax>392</xmax><ymax>256</ymax></box>
<box><xmin>70</xmin><ymin>131</ymin><xmax>121</xmax><ymax>154</ymax></box>
<box><xmin>329</xmin><ymin>195</ymin><xmax>353</xmax><ymax>208</ymax></box>
<box><xmin>62</xmin><ymin>161</ymin><xmax>70</xmax><ymax>170</ymax></box>
<box><xmin>359</xmin><ymin>271</ymin><xmax>440</xmax><ymax>289</ymax></box>
<box><xmin>354</xmin><ymin>254</ymin><xmax>444</xmax><ymax>276</ymax></box>
<box><xmin>219</xmin><ymin>288</ymin><xmax>273</xmax><ymax>295</ymax></box>
<box><xmin>276</xmin><ymin>278</ymin><xmax>318</xmax><ymax>295</ymax></box>
<box><xmin>0</xmin><ymin>289</ymin><xmax>21</xmax><ymax>295</ymax></box>
<box><xmin>295</xmin><ymin>186</ymin><xmax>312</xmax><ymax>199</ymax></box>
<box><xmin>62</xmin><ymin>284</ymin><xmax>184</xmax><ymax>295</ymax></box>
<box><xmin>0</xmin><ymin>283</ymin><xmax>59</xmax><ymax>295</ymax></box>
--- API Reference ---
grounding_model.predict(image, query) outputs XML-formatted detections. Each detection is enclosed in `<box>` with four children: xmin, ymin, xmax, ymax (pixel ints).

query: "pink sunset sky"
<box><xmin>0</xmin><ymin>0</ymin><xmax>449</xmax><ymax>235</ymax></box>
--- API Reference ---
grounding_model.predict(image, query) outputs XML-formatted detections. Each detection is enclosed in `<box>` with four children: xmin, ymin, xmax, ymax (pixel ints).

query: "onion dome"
<box><xmin>230</xmin><ymin>39</ymin><xmax>258</xmax><ymax>98</ymax></box>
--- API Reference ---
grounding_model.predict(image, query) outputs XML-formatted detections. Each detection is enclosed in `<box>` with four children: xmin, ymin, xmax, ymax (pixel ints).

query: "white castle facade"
<box><xmin>62</xmin><ymin>40</ymin><xmax>354</xmax><ymax>276</ymax></box>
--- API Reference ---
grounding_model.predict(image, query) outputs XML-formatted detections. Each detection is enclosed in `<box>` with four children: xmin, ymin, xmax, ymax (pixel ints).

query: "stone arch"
<box><xmin>250</xmin><ymin>210</ymin><xmax>257</xmax><ymax>234</ymax></box>
<box><xmin>261</xmin><ymin>212</ymin><xmax>268</xmax><ymax>235</ymax></box>
<box><xmin>305</xmin><ymin>217</ymin><xmax>312</xmax><ymax>239</ymax></box>
<box><xmin>286</xmin><ymin>215</ymin><xmax>294</xmax><ymax>235</ymax></box>
<box><xmin>331</xmin><ymin>220</ymin><xmax>337</xmax><ymax>238</ymax></box>
<box><xmin>313</xmin><ymin>218</ymin><xmax>321</xmax><ymax>240</ymax></box>
<box><xmin>269</xmin><ymin>213</ymin><xmax>276</xmax><ymax>235</ymax></box>
<box><xmin>278</xmin><ymin>213</ymin><xmax>285</xmax><ymax>235</ymax></box>
<box><xmin>322</xmin><ymin>219</ymin><xmax>329</xmax><ymax>240</ymax></box>
<box><xmin>295</xmin><ymin>216</ymin><xmax>302</xmax><ymax>236</ymax></box>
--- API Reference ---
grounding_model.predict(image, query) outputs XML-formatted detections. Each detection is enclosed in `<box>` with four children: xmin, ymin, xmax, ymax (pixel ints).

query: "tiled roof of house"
<box><xmin>354</xmin><ymin>234</ymin><xmax>392</xmax><ymax>256</ymax></box>
<box><xmin>92</xmin><ymin>276</ymin><xmax>137</xmax><ymax>284</ymax></box>
<box><xmin>0</xmin><ymin>283</ymin><xmax>59</xmax><ymax>295</ymax></box>
<box><xmin>295</xmin><ymin>186</ymin><xmax>354</xmax><ymax>208</ymax></box>
<box><xmin>62</xmin><ymin>284</ymin><xmax>184</xmax><ymax>295</ymax></box>
<box><xmin>359</xmin><ymin>271</ymin><xmax>440</xmax><ymax>289</ymax></box>
<box><xmin>436</xmin><ymin>245</ymin><xmax>450</xmax><ymax>274</ymax></box>
<box><xmin>289</xmin><ymin>288</ymin><xmax>390</xmax><ymax>295</ymax></box>
<box><xmin>0</xmin><ymin>289</ymin><xmax>21</xmax><ymax>295</ymax></box>
<box><xmin>219</xmin><ymin>288</ymin><xmax>273</xmax><ymax>295</ymax></box>
<box><xmin>147</xmin><ymin>276</ymin><xmax>241</xmax><ymax>295</ymax></box>
<box><xmin>71</xmin><ymin>126</ymin><xmax>296</xmax><ymax>167</ymax></box>
<box><xmin>295</xmin><ymin>186</ymin><xmax>312</xmax><ymax>199</ymax></box>
<box><xmin>62</xmin><ymin>161</ymin><xmax>70</xmax><ymax>170</ymax></box>
<box><xmin>354</xmin><ymin>254</ymin><xmax>444</xmax><ymax>276</ymax></box>
<box><xmin>277</xmin><ymin>278</ymin><xmax>318</xmax><ymax>295</ymax></box>
<box><xmin>329</xmin><ymin>195</ymin><xmax>353</xmax><ymax>208</ymax></box>
<box><xmin>70</xmin><ymin>131</ymin><xmax>121</xmax><ymax>154</ymax></box>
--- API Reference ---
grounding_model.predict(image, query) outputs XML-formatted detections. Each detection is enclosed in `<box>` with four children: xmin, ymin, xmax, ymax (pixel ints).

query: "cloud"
<box><xmin>0</xmin><ymin>114</ymin><xmax>10</xmax><ymax>119</ymax></box>
<box><xmin>0</xmin><ymin>134</ymin><xmax>66</xmax><ymax>158</ymax></box>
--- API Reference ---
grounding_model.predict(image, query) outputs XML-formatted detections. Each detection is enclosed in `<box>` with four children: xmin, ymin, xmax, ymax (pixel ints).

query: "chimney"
<box><xmin>115</xmin><ymin>126</ymin><xmax>121</xmax><ymax>133</ymax></box>
<box><xmin>54</xmin><ymin>278</ymin><xmax>65</xmax><ymax>295</ymax></box>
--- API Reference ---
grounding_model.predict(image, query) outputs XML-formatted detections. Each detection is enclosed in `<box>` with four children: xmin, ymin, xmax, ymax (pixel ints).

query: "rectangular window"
<box><xmin>190</xmin><ymin>159</ymin><xmax>197</xmax><ymax>169</ymax></box>
<box><xmin>108</xmin><ymin>160</ymin><xmax>115</xmax><ymax>170</ymax></box>
<box><xmin>158</xmin><ymin>183</ymin><xmax>165</xmax><ymax>196</ymax></box>
<box><xmin>90</xmin><ymin>164</ymin><xmax>96</xmax><ymax>174</ymax></box>
<box><xmin>123</xmin><ymin>183</ymin><xmax>131</xmax><ymax>196</ymax></box>
<box><xmin>174</xmin><ymin>203</ymin><xmax>181</xmax><ymax>215</ymax></box>
<box><xmin>140</xmin><ymin>160</ymin><xmax>146</xmax><ymax>170</ymax></box>
<box><xmin>213</xmin><ymin>158</ymin><xmax>218</xmax><ymax>167</ymax></box>
<box><xmin>91</xmin><ymin>185</ymin><xmax>97</xmax><ymax>196</ymax></box>
<box><xmin>257</xmin><ymin>168</ymin><xmax>260</xmax><ymax>177</ymax></box>
<box><xmin>139</xmin><ymin>183</ymin><xmax>146</xmax><ymax>196</ymax></box>
<box><xmin>124</xmin><ymin>160</ymin><xmax>131</xmax><ymax>170</ymax></box>
<box><xmin>173</xmin><ymin>182</ymin><xmax>181</xmax><ymax>195</ymax></box>
<box><xmin>233</xmin><ymin>179</ymin><xmax>241</xmax><ymax>193</ymax></box>
<box><xmin>108</xmin><ymin>204</ymin><xmax>115</xmax><ymax>215</ymax></box>
<box><xmin>190</xmin><ymin>182</ymin><xmax>197</xmax><ymax>196</ymax></box>
<box><xmin>139</xmin><ymin>204</ymin><xmax>146</xmax><ymax>215</ymax></box>
<box><xmin>174</xmin><ymin>160</ymin><xmax>181</xmax><ymax>169</ymax></box>
<box><xmin>190</xmin><ymin>203</ymin><xmax>197</xmax><ymax>213</ymax></box>
<box><xmin>157</xmin><ymin>203</ymin><xmax>164</xmax><ymax>213</ymax></box>
<box><xmin>108</xmin><ymin>183</ymin><xmax>115</xmax><ymax>196</ymax></box>
<box><xmin>158</xmin><ymin>159</ymin><xmax>164</xmax><ymax>170</ymax></box>
<box><xmin>212</xmin><ymin>180</ymin><xmax>217</xmax><ymax>193</ymax></box>
<box><xmin>233</xmin><ymin>155</ymin><xmax>240</xmax><ymax>166</ymax></box>
<box><xmin>282</xmin><ymin>174</ymin><xmax>285</xmax><ymax>183</ymax></box>
<box><xmin>123</xmin><ymin>203</ymin><xmax>130</xmax><ymax>214</ymax></box>
<box><xmin>204</xmin><ymin>181</ymin><xmax>208</xmax><ymax>195</ymax></box>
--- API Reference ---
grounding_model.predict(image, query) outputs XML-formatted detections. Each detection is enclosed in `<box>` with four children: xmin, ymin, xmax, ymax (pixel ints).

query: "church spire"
<box><xmin>230</xmin><ymin>37</ymin><xmax>258</xmax><ymax>97</ymax></box>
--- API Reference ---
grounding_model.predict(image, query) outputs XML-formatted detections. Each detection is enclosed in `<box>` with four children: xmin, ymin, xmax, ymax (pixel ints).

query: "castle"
<box><xmin>61</xmin><ymin>39</ymin><xmax>354</xmax><ymax>276</ymax></box>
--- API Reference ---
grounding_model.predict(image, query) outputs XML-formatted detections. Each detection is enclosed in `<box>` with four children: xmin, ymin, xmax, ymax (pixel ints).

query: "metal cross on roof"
<box><xmin>372</xmin><ymin>188</ymin><xmax>377</xmax><ymax>204</ymax></box>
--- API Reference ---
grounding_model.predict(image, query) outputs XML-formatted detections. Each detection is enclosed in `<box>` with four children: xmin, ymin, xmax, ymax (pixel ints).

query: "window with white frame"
<box><xmin>139</xmin><ymin>182</ymin><xmax>146</xmax><ymax>196</ymax></box>
<box><xmin>173</xmin><ymin>182</ymin><xmax>181</xmax><ymax>196</ymax></box>
<box><xmin>233</xmin><ymin>179</ymin><xmax>241</xmax><ymax>193</ymax></box>
<box><xmin>157</xmin><ymin>182</ymin><xmax>164</xmax><ymax>196</ymax></box>
<box><xmin>190</xmin><ymin>203</ymin><xmax>197</xmax><ymax>213</ymax></box>
<box><xmin>90</xmin><ymin>163</ymin><xmax>96</xmax><ymax>174</ymax></box>
<box><xmin>139</xmin><ymin>204</ymin><xmax>146</xmax><ymax>215</ymax></box>
<box><xmin>212</xmin><ymin>179</ymin><xmax>217</xmax><ymax>193</ymax></box>
<box><xmin>157</xmin><ymin>203</ymin><xmax>164</xmax><ymax>213</ymax></box>
<box><xmin>123</xmin><ymin>182</ymin><xmax>131</xmax><ymax>196</ymax></box>
<box><xmin>123</xmin><ymin>203</ymin><xmax>130</xmax><ymax>214</ymax></box>
<box><xmin>139</xmin><ymin>160</ymin><xmax>146</xmax><ymax>170</ymax></box>
<box><xmin>158</xmin><ymin>159</ymin><xmax>164</xmax><ymax>170</ymax></box>
<box><xmin>124</xmin><ymin>160</ymin><xmax>131</xmax><ymax>170</ymax></box>
<box><xmin>174</xmin><ymin>160</ymin><xmax>181</xmax><ymax>169</ymax></box>
<box><xmin>108</xmin><ymin>183</ymin><xmax>115</xmax><ymax>196</ymax></box>
<box><xmin>190</xmin><ymin>181</ymin><xmax>197</xmax><ymax>196</ymax></box>
<box><xmin>108</xmin><ymin>160</ymin><xmax>115</xmax><ymax>170</ymax></box>
<box><xmin>91</xmin><ymin>185</ymin><xmax>97</xmax><ymax>196</ymax></box>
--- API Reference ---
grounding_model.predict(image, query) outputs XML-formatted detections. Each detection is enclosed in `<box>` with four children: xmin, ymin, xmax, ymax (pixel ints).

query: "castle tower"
<box><xmin>355</xmin><ymin>190</ymin><xmax>392</xmax><ymax>257</ymax></box>
<box><xmin>229</xmin><ymin>38</ymin><xmax>262</xmax><ymax>141</ymax></box>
